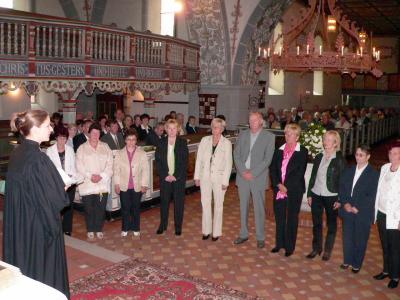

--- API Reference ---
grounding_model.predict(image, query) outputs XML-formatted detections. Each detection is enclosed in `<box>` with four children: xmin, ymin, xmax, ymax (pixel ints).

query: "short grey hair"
<box><xmin>211</xmin><ymin>117</ymin><xmax>226</xmax><ymax>129</ymax></box>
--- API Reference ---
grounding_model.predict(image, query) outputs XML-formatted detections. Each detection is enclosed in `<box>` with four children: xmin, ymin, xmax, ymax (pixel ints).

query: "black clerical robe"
<box><xmin>3</xmin><ymin>139</ymin><xmax>70</xmax><ymax>298</ymax></box>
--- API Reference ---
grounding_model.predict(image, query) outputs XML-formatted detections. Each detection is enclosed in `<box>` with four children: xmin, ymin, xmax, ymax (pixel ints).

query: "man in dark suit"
<box><xmin>155</xmin><ymin>119</ymin><xmax>188</xmax><ymax>236</ymax></box>
<box><xmin>146</xmin><ymin>122</ymin><xmax>165</xmax><ymax>147</ymax></box>
<box><xmin>101</xmin><ymin>120</ymin><xmax>125</xmax><ymax>150</ymax></box>
<box><xmin>338</xmin><ymin>145</ymin><xmax>379</xmax><ymax>273</ymax></box>
<box><xmin>185</xmin><ymin>116</ymin><xmax>198</xmax><ymax>134</ymax></box>
<box><xmin>114</xmin><ymin>109</ymin><xmax>125</xmax><ymax>132</ymax></box>
<box><xmin>73</xmin><ymin>119</ymin><xmax>92</xmax><ymax>152</ymax></box>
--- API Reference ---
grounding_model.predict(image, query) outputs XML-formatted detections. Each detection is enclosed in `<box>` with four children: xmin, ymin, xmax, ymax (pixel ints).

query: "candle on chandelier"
<box><xmin>258</xmin><ymin>47</ymin><xmax>261</xmax><ymax>57</ymax></box>
<box><xmin>297</xmin><ymin>46</ymin><xmax>299</xmax><ymax>56</ymax></box>
<box><xmin>319</xmin><ymin>45</ymin><xmax>322</xmax><ymax>56</ymax></box>
<box><xmin>306</xmin><ymin>44</ymin><xmax>309</xmax><ymax>55</ymax></box>
<box><xmin>341</xmin><ymin>46</ymin><xmax>344</xmax><ymax>56</ymax></box>
<box><xmin>373</xmin><ymin>47</ymin><xmax>376</xmax><ymax>58</ymax></box>
<box><xmin>263</xmin><ymin>49</ymin><xmax>267</xmax><ymax>58</ymax></box>
<box><xmin>279</xmin><ymin>46</ymin><xmax>282</xmax><ymax>56</ymax></box>
<box><xmin>360</xmin><ymin>47</ymin><xmax>363</xmax><ymax>57</ymax></box>
<box><xmin>267</xmin><ymin>47</ymin><xmax>270</xmax><ymax>57</ymax></box>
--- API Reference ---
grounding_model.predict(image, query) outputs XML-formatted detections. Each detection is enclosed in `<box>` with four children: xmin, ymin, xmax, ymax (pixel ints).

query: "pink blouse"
<box><xmin>276</xmin><ymin>143</ymin><xmax>296</xmax><ymax>200</ymax></box>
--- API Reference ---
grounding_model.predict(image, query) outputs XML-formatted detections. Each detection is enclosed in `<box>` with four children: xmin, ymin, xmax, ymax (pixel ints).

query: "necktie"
<box><xmin>114</xmin><ymin>135</ymin><xmax>120</xmax><ymax>149</ymax></box>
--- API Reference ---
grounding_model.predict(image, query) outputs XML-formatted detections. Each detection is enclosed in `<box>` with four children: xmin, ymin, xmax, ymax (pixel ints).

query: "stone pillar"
<box><xmin>143</xmin><ymin>91</ymin><xmax>156</xmax><ymax>125</ymax></box>
<box><xmin>62</xmin><ymin>99</ymin><xmax>77</xmax><ymax>124</ymax></box>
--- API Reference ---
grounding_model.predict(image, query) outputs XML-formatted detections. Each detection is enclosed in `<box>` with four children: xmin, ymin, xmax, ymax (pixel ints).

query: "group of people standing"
<box><xmin>2</xmin><ymin>108</ymin><xmax>399</xmax><ymax>300</ymax></box>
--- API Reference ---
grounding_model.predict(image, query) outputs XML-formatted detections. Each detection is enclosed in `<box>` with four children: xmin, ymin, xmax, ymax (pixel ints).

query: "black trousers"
<box><xmin>82</xmin><ymin>193</ymin><xmax>108</xmax><ymax>232</ymax></box>
<box><xmin>61</xmin><ymin>185</ymin><xmax>76</xmax><ymax>233</ymax></box>
<box><xmin>120</xmin><ymin>189</ymin><xmax>142</xmax><ymax>232</ymax></box>
<box><xmin>159</xmin><ymin>180</ymin><xmax>185</xmax><ymax>232</ymax></box>
<box><xmin>273</xmin><ymin>192</ymin><xmax>303</xmax><ymax>253</ymax></box>
<box><xmin>311</xmin><ymin>193</ymin><xmax>338</xmax><ymax>253</ymax></box>
<box><xmin>377</xmin><ymin>211</ymin><xmax>400</xmax><ymax>280</ymax></box>
<box><xmin>342</xmin><ymin>214</ymin><xmax>371</xmax><ymax>269</ymax></box>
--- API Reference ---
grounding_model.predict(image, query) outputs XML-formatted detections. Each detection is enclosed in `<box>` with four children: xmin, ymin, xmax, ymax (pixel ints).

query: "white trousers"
<box><xmin>200</xmin><ymin>180</ymin><xmax>227</xmax><ymax>237</ymax></box>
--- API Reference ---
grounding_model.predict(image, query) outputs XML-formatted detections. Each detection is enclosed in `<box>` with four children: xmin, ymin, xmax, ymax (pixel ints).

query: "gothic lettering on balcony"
<box><xmin>90</xmin><ymin>65</ymin><xmax>130</xmax><ymax>79</ymax></box>
<box><xmin>136</xmin><ymin>68</ymin><xmax>164</xmax><ymax>79</ymax></box>
<box><xmin>36</xmin><ymin>63</ymin><xmax>85</xmax><ymax>77</ymax></box>
<box><xmin>0</xmin><ymin>61</ymin><xmax>28</xmax><ymax>76</ymax></box>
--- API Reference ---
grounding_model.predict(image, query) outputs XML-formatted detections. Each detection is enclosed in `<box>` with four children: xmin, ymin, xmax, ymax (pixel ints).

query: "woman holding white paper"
<box><xmin>46</xmin><ymin>126</ymin><xmax>78</xmax><ymax>236</ymax></box>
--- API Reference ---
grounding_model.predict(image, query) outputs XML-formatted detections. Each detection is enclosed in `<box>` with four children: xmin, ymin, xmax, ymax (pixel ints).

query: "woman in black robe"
<box><xmin>2</xmin><ymin>110</ymin><xmax>70</xmax><ymax>298</ymax></box>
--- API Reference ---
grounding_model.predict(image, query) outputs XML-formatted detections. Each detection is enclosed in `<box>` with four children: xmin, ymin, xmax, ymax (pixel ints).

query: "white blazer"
<box><xmin>194</xmin><ymin>135</ymin><xmax>233</xmax><ymax>186</ymax></box>
<box><xmin>374</xmin><ymin>163</ymin><xmax>400</xmax><ymax>229</ymax></box>
<box><xmin>46</xmin><ymin>143</ymin><xmax>77</xmax><ymax>183</ymax></box>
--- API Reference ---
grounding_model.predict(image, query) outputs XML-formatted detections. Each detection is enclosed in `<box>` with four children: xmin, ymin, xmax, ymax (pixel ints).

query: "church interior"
<box><xmin>0</xmin><ymin>0</ymin><xmax>400</xmax><ymax>299</ymax></box>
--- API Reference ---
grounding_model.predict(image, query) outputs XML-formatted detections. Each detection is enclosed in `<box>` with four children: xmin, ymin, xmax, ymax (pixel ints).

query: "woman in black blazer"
<box><xmin>338</xmin><ymin>145</ymin><xmax>379</xmax><ymax>273</ymax></box>
<box><xmin>155</xmin><ymin>119</ymin><xmax>189</xmax><ymax>235</ymax></box>
<box><xmin>307</xmin><ymin>130</ymin><xmax>346</xmax><ymax>261</ymax></box>
<box><xmin>270</xmin><ymin>124</ymin><xmax>308</xmax><ymax>257</ymax></box>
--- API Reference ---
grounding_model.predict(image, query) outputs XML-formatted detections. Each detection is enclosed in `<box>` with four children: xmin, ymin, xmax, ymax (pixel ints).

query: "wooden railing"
<box><xmin>0</xmin><ymin>8</ymin><xmax>200</xmax><ymax>85</ymax></box>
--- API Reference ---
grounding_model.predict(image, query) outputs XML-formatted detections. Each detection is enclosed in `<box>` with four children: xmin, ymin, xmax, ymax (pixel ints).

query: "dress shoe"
<box><xmin>212</xmin><ymin>237</ymin><xmax>219</xmax><ymax>242</ymax></box>
<box><xmin>96</xmin><ymin>232</ymin><xmax>104</xmax><ymax>239</ymax></box>
<box><xmin>233</xmin><ymin>237</ymin><xmax>248</xmax><ymax>245</ymax></box>
<box><xmin>202</xmin><ymin>234</ymin><xmax>210</xmax><ymax>240</ymax></box>
<box><xmin>351</xmin><ymin>268</ymin><xmax>360</xmax><ymax>274</ymax></box>
<box><xmin>340</xmin><ymin>264</ymin><xmax>349</xmax><ymax>270</ymax></box>
<box><xmin>133</xmin><ymin>231</ymin><xmax>140</xmax><ymax>237</ymax></box>
<box><xmin>270</xmin><ymin>247</ymin><xmax>281</xmax><ymax>253</ymax></box>
<box><xmin>257</xmin><ymin>240</ymin><xmax>265</xmax><ymax>249</ymax></box>
<box><xmin>87</xmin><ymin>232</ymin><xmax>94</xmax><ymax>239</ymax></box>
<box><xmin>175</xmin><ymin>230</ymin><xmax>182</xmax><ymax>236</ymax></box>
<box><xmin>388</xmin><ymin>279</ymin><xmax>399</xmax><ymax>289</ymax></box>
<box><xmin>306</xmin><ymin>250</ymin><xmax>321</xmax><ymax>259</ymax></box>
<box><xmin>322</xmin><ymin>252</ymin><xmax>331</xmax><ymax>261</ymax></box>
<box><xmin>285</xmin><ymin>251</ymin><xmax>293</xmax><ymax>257</ymax></box>
<box><xmin>373</xmin><ymin>272</ymin><xmax>389</xmax><ymax>280</ymax></box>
<box><xmin>156</xmin><ymin>228</ymin><xmax>165</xmax><ymax>235</ymax></box>
<box><xmin>121</xmin><ymin>231</ymin><xmax>128</xmax><ymax>237</ymax></box>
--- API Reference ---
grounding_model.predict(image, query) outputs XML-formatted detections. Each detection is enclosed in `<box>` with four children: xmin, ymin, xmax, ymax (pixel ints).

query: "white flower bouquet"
<box><xmin>300</xmin><ymin>123</ymin><xmax>326</xmax><ymax>158</ymax></box>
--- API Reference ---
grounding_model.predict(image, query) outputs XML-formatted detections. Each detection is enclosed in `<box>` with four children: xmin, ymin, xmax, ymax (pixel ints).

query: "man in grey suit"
<box><xmin>233</xmin><ymin>112</ymin><xmax>275</xmax><ymax>248</ymax></box>
<box><xmin>101</xmin><ymin>120</ymin><xmax>125</xmax><ymax>150</ymax></box>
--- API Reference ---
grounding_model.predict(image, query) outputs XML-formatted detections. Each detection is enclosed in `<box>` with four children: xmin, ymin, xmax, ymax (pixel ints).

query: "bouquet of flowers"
<box><xmin>300</xmin><ymin>123</ymin><xmax>326</xmax><ymax>158</ymax></box>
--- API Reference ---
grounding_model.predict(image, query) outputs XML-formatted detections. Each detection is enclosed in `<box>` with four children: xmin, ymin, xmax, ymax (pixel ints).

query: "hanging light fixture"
<box><xmin>256</xmin><ymin>0</ymin><xmax>382</xmax><ymax>78</ymax></box>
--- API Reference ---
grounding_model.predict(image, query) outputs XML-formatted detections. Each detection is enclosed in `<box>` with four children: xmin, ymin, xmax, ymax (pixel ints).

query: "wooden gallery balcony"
<box><xmin>0</xmin><ymin>8</ymin><xmax>200</xmax><ymax>95</ymax></box>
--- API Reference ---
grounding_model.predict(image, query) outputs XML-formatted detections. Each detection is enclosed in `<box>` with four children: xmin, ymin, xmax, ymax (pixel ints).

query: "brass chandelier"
<box><xmin>257</xmin><ymin>0</ymin><xmax>382</xmax><ymax>78</ymax></box>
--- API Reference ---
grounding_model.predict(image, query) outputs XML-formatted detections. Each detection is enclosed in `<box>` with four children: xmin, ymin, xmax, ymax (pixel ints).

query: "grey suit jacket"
<box><xmin>100</xmin><ymin>132</ymin><xmax>125</xmax><ymax>150</ymax></box>
<box><xmin>234</xmin><ymin>129</ymin><xmax>275</xmax><ymax>190</ymax></box>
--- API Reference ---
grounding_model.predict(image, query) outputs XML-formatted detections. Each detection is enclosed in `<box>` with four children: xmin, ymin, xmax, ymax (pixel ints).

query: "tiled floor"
<box><xmin>1</xmin><ymin>140</ymin><xmax>399</xmax><ymax>299</ymax></box>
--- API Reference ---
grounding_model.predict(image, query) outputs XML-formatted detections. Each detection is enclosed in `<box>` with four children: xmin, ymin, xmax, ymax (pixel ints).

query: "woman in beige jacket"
<box><xmin>194</xmin><ymin>118</ymin><xmax>233</xmax><ymax>241</ymax></box>
<box><xmin>114</xmin><ymin>128</ymin><xmax>149</xmax><ymax>237</ymax></box>
<box><xmin>76</xmin><ymin>123</ymin><xmax>113</xmax><ymax>239</ymax></box>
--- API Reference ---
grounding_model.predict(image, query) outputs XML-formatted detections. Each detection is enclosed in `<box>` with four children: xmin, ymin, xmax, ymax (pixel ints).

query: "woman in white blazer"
<box><xmin>46</xmin><ymin>126</ymin><xmax>77</xmax><ymax>236</ymax></box>
<box><xmin>194</xmin><ymin>118</ymin><xmax>232</xmax><ymax>241</ymax></box>
<box><xmin>373</xmin><ymin>141</ymin><xmax>400</xmax><ymax>289</ymax></box>
<box><xmin>114</xmin><ymin>128</ymin><xmax>149</xmax><ymax>237</ymax></box>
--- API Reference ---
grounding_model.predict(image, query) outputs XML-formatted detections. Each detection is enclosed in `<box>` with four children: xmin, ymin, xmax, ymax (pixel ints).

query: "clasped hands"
<box><xmin>165</xmin><ymin>175</ymin><xmax>177</xmax><ymax>182</ymax></box>
<box><xmin>91</xmin><ymin>174</ymin><xmax>102</xmax><ymax>183</ymax></box>
<box><xmin>242</xmin><ymin>170</ymin><xmax>254</xmax><ymax>181</ymax></box>
<box><xmin>343</xmin><ymin>203</ymin><xmax>359</xmax><ymax>214</ymax></box>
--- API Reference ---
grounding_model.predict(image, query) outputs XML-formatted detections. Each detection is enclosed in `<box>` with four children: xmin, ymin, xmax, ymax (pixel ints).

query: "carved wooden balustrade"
<box><xmin>0</xmin><ymin>8</ymin><xmax>200</xmax><ymax>95</ymax></box>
